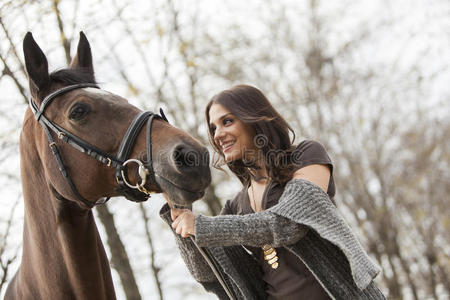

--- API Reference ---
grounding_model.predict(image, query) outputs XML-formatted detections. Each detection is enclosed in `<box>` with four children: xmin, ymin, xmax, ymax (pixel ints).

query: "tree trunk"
<box><xmin>96</xmin><ymin>205</ymin><xmax>142</xmax><ymax>300</ymax></box>
<box><xmin>204</xmin><ymin>184</ymin><xmax>222</xmax><ymax>216</ymax></box>
<box><xmin>139</xmin><ymin>203</ymin><xmax>164</xmax><ymax>300</ymax></box>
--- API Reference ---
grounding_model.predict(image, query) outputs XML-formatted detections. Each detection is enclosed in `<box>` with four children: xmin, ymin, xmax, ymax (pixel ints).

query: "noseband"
<box><xmin>29</xmin><ymin>83</ymin><xmax>169</xmax><ymax>208</ymax></box>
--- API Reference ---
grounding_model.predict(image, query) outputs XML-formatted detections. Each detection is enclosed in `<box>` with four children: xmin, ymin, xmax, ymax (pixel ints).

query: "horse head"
<box><xmin>22</xmin><ymin>32</ymin><xmax>211</xmax><ymax>209</ymax></box>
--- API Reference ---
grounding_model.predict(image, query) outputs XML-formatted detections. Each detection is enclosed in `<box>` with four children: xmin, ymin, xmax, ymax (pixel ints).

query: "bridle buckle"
<box><xmin>120</xmin><ymin>159</ymin><xmax>150</xmax><ymax>195</ymax></box>
<box><xmin>30</xmin><ymin>83</ymin><xmax>167</xmax><ymax>206</ymax></box>
<box><xmin>57</xmin><ymin>131</ymin><xmax>66</xmax><ymax>139</ymax></box>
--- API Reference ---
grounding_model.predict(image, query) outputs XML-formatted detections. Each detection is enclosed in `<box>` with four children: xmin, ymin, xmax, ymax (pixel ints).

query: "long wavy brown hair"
<box><xmin>205</xmin><ymin>84</ymin><xmax>297</xmax><ymax>185</ymax></box>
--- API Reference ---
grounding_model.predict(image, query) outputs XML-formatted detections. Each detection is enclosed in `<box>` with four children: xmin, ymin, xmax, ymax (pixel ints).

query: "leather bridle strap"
<box><xmin>29</xmin><ymin>83</ymin><xmax>168</xmax><ymax>208</ymax></box>
<box><xmin>115</xmin><ymin>111</ymin><xmax>161</xmax><ymax>193</ymax></box>
<box><xmin>34</xmin><ymin>83</ymin><xmax>99</xmax><ymax>121</ymax></box>
<box><xmin>29</xmin><ymin>84</ymin><xmax>122</xmax><ymax>169</ymax></box>
<box><xmin>38</xmin><ymin>114</ymin><xmax>123</xmax><ymax>168</ymax></box>
<box><xmin>145</xmin><ymin>113</ymin><xmax>158</xmax><ymax>188</ymax></box>
<box><xmin>42</xmin><ymin>123</ymin><xmax>96</xmax><ymax>208</ymax></box>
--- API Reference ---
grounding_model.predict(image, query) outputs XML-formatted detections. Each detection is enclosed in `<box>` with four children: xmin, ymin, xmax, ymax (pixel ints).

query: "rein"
<box><xmin>29</xmin><ymin>83</ymin><xmax>168</xmax><ymax>208</ymax></box>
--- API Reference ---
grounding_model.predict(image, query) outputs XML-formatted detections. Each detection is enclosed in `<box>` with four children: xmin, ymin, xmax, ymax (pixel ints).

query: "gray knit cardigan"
<box><xmin>160</xmin><ymin>179</ymin><xmax>386</xmax><ymax>300</ymax></box>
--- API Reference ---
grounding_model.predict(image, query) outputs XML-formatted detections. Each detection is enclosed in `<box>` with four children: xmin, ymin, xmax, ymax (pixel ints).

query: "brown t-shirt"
<box><xmin>221</xmin><ymin>140</ymin><xmax>334</xmax><ymax>300</ymax></box>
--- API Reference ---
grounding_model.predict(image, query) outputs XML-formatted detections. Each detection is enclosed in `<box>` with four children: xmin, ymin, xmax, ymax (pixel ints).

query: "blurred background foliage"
<box><xmin>0</xmin><ymin>0</ymin><xmax>449</xmax><ymax>299</ymax></box>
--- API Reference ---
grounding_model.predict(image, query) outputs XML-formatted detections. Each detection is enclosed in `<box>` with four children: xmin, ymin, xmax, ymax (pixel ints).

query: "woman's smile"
<box><xmin>221</xmin><ymin>140</ymin><xmax>236</xmax><ymax>152</ymax></box>
<box><xmin>208</xmin><ymin>103</ymin><xmax>256</xmax><ymax>162</ymax></box>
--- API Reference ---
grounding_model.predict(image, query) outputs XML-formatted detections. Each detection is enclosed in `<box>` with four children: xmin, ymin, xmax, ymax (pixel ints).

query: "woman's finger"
<box><xmin>174</xmin><ymin>217</ymin><xmax>185</xmax><ymax>234</ymax></box>
<box><xmin>171</xmin><ymin>208</ymin><xmax>188</xmax><ymax>220</ymax></box>
<box><xmin>171</xmin><ymin>215</ymin><xmax>182</xmax><ymax>228</ymax></box>
<box><xmin>172</xmin><ymin>211</ymin><xmax>195</xmax><ymax>238</ymax></box>
<box><xmin>170</xmin><ymin>209</ymin><xmax>176</xmax><ymax>221</ymax></box>
<box><xmin>175</xmin><ymin>225</ymin><xmax>182</xmax><ymax>235</ymax></box>
<box><xmin>171</xmin><ymin>208</ymin><xmax>183</xmax><ymax>220</ymax></box>
<box><xmin>181</xmin><ymin>228</ymin><xmax>189</xmax><ymax>238</ymax></box>
<box><xmin>181</xmin><ymin>220</ymin><xmax>191</xmax><ymax>238</ymax></box>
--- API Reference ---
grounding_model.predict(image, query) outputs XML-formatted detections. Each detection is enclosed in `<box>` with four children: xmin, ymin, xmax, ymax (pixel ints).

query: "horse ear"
<box><xmin>69</xmin><ymin>31</ymin><xmax>94</xmax><ymax>77</ymax></box>
<box><xmin>23</xmin><ymin>32</ymin><xmax>50</xmax><ymax>99</ymax></box>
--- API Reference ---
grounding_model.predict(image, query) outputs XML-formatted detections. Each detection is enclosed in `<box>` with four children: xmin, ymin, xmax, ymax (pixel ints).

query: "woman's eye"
<box><xmin>223</xmin><ymin>118</ymin><xmax>233</xmax><ymax>125</ymax></box>
<box><xmin>69</xmin><ymin>104</ymin><xmax>90</xmax><ymax>120</ymax></box>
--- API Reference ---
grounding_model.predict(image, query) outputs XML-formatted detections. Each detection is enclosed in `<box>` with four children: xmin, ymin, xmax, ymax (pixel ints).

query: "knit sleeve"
<box><xmin>159</xmin><ymin>203</ymin><xmax>218</xmax><ymax>283</ymax></box>
<box><xmin>269</xmin><ymin>178</ymin><xmax>381</xmax><ymax>290</ymax></box>
<box><xmin>194</xmin><ymin>210</ymin><xmax>309</xmax><ymax>248</ymax></box>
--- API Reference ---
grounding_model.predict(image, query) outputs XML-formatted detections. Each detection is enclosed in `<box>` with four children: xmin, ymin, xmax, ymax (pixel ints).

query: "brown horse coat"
<box><xmin>5</xmin><ymin>32</ymin><xmax>210</xmax><ymax>300</ymax></box>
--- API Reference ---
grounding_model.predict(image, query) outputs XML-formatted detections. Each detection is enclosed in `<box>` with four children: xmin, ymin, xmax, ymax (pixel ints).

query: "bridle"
<box><xmin>29</xmin><ymin>83</ymin><xmax>236</xmax><ymax>299</ymax></box>
<box><xmin>29</xmin><ymin>82</ymin><xmax>169</xmax><ymax>208</ymax></box>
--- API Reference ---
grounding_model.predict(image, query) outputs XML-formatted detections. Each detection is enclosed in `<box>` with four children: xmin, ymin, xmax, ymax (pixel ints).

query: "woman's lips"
<box><xmin>222</xmin><ymin>141</ymin><xmax>235</xmax><ymax>153</ymax></box>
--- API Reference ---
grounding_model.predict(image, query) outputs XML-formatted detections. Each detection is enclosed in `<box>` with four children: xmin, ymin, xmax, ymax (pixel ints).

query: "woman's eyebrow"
<box><xmin>221</xmin><ymin>113</ymin><xmax>233</xmax><ymax>119</ymax></box>
<box><xmin>210</xmin><ymin>113</ymin><xmax>233</xmax><ymax>127</ymax></box>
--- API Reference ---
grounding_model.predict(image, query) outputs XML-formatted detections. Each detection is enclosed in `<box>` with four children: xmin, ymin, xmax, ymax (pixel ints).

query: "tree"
<box><xmin>0</xmin><ymin>199</ymin><xmax>19</xmax><ymax>296</ymax></box>
<box><xmin>1</xmin><ymin>0</ymin><xmax>449</xmax><ymax>299</ymax></box>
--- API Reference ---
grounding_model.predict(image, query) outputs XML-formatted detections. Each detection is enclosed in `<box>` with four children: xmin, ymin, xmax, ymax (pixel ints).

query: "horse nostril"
<box><xmin>170</xmin><ymin>144</ymin><xmax>211</xmax><ymax>189</ymax></box>
<box><xmin>172</xmin><ymin>144</ymin><xmax>209</xmax><ymax>170</ymax></box>
<box><xmin>173</xmin><ymin>145</ymin><xmax>195</xmax><ymax>169</ymax></box>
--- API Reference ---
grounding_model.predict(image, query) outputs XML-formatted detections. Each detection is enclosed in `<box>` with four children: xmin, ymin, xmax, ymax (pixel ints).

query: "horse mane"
<box><xmin>50</xmin><ymin>68</ymin><xmax>96</xmax><ymax>85</ymax></box>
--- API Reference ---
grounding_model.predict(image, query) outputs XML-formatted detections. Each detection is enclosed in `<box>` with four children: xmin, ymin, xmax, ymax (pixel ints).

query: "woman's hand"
<box><xmin>171</xmin><ymin>208</ymin><xmax>196</xmax><ymax>238</ymax></box>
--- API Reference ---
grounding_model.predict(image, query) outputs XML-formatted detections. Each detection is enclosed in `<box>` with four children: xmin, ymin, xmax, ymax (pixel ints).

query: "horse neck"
<box><xmin>16</xmin><ymin>115</ymin><xmax>116</xmax><ymax>300</ymax></box>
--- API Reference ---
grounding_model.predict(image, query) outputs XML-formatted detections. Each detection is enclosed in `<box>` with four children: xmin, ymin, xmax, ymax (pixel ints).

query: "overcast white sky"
<box><xmin>0</xmin><ymin>0</ymin><xmax>449</xmax><ymax>299</ymax></box>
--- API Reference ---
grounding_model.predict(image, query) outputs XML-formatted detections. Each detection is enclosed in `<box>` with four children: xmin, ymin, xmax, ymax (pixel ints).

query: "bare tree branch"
<box><xmin>0</xmin><ymin>198</ymin><xmax>20</xmax><ymax>294</ymax></box>
<box><xmin>95</xmin><ymin>205</ymin><xmax>142</xmax><ymax>300</ymax></box>
<box><xmin>0</xmin><ymin>51</ymin><xmax>28</xmax><ymax>103</ymax></box>
<box><xmin>0</xmin><ymin>16</ymin><xmax>26</xmax><ymax>75</ymax></box>
<box><xmin>138</xmin><ymin>203</ymin><xmax>164</xmax><ymax>300</ymax></box>
<box><xmin>52</xmin><ymin>0</ymin><xmax>72</xmax><ymax>64</ymax></box>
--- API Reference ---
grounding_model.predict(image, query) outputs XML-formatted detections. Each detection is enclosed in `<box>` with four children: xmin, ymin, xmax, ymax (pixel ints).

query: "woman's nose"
<box><xmin>214</xmin><ymin>127</ymin><xmax>225</xmax><ymax>143</ymax></box>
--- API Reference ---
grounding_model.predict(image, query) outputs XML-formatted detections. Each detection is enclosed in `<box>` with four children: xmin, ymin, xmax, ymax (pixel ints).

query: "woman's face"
<box><xmin>208</xmin><ymin>103</ymin><xmax>256</xmax><ymax>162</ymax></box>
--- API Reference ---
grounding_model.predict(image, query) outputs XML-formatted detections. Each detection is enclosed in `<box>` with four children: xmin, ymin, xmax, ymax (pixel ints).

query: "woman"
<box><xmin>160</xmin><ymin>85</ymin><xmax>385</xmax><ymax>299</ymax></box>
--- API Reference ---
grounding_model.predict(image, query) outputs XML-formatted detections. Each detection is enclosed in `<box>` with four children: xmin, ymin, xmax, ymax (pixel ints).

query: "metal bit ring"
<box><xmin>120</xmin><ymin>159</ymin><xmax>150</xmax><ymax>193</ymax></box>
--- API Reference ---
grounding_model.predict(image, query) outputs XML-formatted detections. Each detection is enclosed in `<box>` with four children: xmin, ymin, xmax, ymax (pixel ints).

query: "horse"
<box><xmin>4</xmin><ymin>32</ymin><xmax>211</xmax><ymax>300</ymax></box>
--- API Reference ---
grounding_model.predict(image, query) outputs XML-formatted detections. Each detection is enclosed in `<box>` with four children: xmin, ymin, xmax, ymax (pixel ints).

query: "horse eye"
<box><xmin>69</xmin><ymin>104</ymin><xmax>90</xmax><ymax>120</ymax></box>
